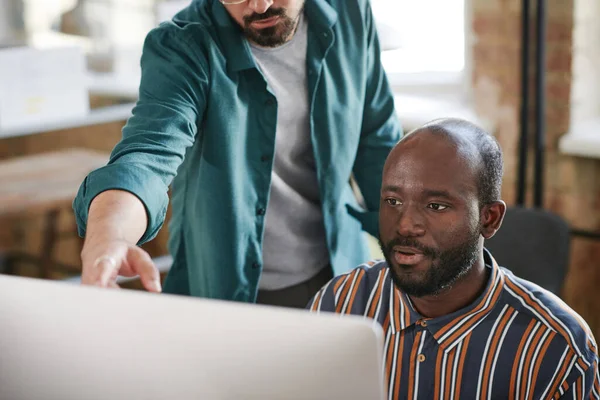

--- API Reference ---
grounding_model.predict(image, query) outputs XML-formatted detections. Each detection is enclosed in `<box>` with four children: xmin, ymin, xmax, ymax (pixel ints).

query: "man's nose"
<box><xmin>396</xmin><ymin>206</ymin><xmax>426</xmax><ymax>238</ymax></box>
<box><xmin>247</xmin><ymin>0</ymin><xmax>274</xmax><ymax>14</ymax></box>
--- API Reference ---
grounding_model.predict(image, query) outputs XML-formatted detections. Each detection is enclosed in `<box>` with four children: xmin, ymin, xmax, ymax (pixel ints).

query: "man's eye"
<box><xmin>428</xmin><ymin>203</ymin><xmax>448</xmax><ymax>211</ymax></box>
<box><xmin>385</xmin><ymin>198</ymin><xmax>401</xmax><ymax>206</ymax></box>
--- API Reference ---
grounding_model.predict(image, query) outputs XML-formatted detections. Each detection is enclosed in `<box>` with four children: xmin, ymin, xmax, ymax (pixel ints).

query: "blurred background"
<box><xmin>0</xmin><ymin>0</ymin><xmax>598</xmax><ymax>336</ymax></box>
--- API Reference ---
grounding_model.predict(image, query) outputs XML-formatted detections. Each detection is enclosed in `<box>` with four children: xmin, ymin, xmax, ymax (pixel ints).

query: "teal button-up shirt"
<box><xmin>73</xmin><ymin>0</ymin><xmax>402</xmax><ymax>302</ymax></box>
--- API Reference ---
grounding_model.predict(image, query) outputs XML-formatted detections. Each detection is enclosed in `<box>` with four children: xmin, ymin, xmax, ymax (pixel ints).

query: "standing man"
<box><xmin>73</xmin><ymin>0</ymin><xmax>402</xmax><ymax>307</ymax></box>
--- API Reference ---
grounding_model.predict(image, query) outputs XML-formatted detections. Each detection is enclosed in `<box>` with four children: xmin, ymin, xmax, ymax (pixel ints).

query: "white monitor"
<box><xmin>0</xmin><ymin>274</ymin><xmax>386</xmax><ymax>400</ymax></box>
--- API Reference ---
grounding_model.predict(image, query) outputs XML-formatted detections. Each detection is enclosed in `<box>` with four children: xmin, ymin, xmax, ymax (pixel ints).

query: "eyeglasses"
<box><xmin>220</xmin><ymin>0</ymin><xmax>247</xmax><ymax>5</ymax></box>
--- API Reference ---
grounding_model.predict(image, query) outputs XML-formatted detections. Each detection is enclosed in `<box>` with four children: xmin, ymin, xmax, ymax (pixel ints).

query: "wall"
<box><xmin>471</xmin><ymin>0</ymin><xmax>600</xmax><ymax>337</ymax></box>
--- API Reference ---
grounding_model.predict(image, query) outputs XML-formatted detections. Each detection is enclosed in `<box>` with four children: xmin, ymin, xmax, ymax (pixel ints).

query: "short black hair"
<box><xmin>411</xmin><ymin>118</ymin><xmax>504</xmax><ymax>206</ymax></box>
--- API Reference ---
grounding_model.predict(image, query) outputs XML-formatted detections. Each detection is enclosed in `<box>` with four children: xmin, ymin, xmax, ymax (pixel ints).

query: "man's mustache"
<box><xmin>243</xmin><ymin>8</ymin><xmax>286</xmax><ymax>25</ymax></box>
<box><xmin>382</xmin><ymin>237</ymin><xmax>438</xmax><ymax>258</ymax></box>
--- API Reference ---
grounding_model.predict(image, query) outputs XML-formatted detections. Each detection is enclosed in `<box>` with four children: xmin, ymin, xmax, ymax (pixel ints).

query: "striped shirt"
<box><xmin>309</xmin><ymin>251</ymin><xmax>599</xmax><ymax>400</ymax></box>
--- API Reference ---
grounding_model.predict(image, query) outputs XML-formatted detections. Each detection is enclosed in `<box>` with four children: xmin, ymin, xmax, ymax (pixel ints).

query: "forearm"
<box><xmin>82</xmin><ymin>190</ymin><xmax>148</xmax><ymax>256</ymax></box>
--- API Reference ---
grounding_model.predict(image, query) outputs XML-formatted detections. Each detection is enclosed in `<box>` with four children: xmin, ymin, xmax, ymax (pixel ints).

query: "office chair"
<box><xmin>484</xmin><ymin>206</ymin><xmax>571</xmax><ymax>295</ymax></box>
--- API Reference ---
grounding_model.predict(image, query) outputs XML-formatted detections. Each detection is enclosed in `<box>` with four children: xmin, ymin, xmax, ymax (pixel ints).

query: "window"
<box><xmin>371</xmin><ymin>0</ymin><xmax>466</xmax><ymax>88</ymax></box>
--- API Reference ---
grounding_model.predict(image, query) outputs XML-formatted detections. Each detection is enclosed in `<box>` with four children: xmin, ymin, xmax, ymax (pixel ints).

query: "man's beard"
<box><xmin>379</xmin><ymin>230</ymin><xmax>481</xmax><ymax>298</ymax></box>
<box><xmin>242</xmin><ymin>7</ymin><xmax>300</xmax><ymax>47</ymax></box>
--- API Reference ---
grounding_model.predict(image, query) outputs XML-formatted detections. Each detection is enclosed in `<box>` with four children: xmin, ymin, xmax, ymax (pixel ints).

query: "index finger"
<box><xmin>128</xmin><ymin>248</ymin><xmax>162</xmax><ymax>293</ymax></box>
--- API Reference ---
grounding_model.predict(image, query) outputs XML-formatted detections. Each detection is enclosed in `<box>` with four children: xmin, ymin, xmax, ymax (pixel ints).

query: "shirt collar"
<box><xmin>391</xmin><ymin>249</ymin><xmax>505</xmax><ymax>352</ymax></box>
<box><xmin>211</xmin><ymin>0</ymin><xmax>338</xmax><ymax>74</ymax></box>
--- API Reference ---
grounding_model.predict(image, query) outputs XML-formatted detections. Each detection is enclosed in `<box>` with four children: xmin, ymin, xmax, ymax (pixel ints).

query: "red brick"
<box><xmin>546</xmin><ymin>45</ymin><xmax>573</xmax><ymax>72</ymax></box>
<box><xmin>546</xmin><ymin>20</ymin><xmax>573</xmax><ymax>42</ymax></box>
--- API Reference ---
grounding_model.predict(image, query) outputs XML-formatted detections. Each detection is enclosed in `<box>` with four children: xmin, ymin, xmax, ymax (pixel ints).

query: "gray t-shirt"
<box><xmin>250</xmin><ymin>14</ymin><xmax>329</xmax><ymax>290</ymax></box>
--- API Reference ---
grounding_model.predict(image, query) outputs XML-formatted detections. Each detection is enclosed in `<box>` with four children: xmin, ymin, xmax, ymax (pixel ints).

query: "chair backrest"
<box><xmin>484</xmin><ymin>206</ymin><xmax>571</xmax><ymax>295</ymax></box>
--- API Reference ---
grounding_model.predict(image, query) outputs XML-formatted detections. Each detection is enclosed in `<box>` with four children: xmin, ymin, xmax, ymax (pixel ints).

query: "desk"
<box><xmin>0</xmin><ymin>149</ymin><xmax>109</xmax><ymax>278</ymax></box>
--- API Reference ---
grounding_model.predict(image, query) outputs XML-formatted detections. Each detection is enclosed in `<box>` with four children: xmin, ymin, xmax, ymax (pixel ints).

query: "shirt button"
<box><xmin>419</xmin><ymin>320</ymin><xmax>428</xmax><ymax>327</ymax></box>
<box><xmin>265</xmin><ymin>98</ymin><xmax>275</xmax><ymax>106</ymax></box>
<box><xmin>252</xmin><ymin>262</ymin><xmax>260</xmax><ymax>270</ymax></box>
<box><xmin>260</xmin><ymin>155</ymin><xmax>269</xmax><ymax>162</ymax></box>
<box><xmin>257</xmin><ymin>207</ymin><xmax>266</xmax><ymax>216</ymax></box>
<box><xmin>417</xmin><ymin>354</ymin><xmax>426</xmax><ymax>363</ymax></box>
<box><xmin>323</xmin><ymin>32</ymin><xmax>328</xmax><ymax>37</ymax></box>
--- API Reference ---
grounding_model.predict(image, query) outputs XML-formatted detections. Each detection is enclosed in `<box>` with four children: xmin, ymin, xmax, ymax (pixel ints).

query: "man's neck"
<box><xmin>408</xmin><ymin>255</ymin><xmax>489</xmax><ymax>319</ymax></box>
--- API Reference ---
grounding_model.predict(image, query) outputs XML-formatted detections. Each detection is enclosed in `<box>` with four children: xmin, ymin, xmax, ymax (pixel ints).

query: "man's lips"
<box><xmin>392</xmin><ymin>246</ymin><xmax>425</xmax><ymax>266</ymax></box>
<box><xmin>250</xmin><ymin>16</ymin><xmax>280</xmax><ymax>28</ymax></box>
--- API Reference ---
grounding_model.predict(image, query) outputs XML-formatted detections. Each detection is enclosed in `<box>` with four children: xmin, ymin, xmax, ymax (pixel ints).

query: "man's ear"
<box><xmin>480</xmin><ymin>200</ymin><xmax>506</xmax><ymax>240</ymax></box>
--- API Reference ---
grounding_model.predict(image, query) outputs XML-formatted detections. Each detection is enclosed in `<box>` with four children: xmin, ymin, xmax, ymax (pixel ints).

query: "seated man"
<box><xmin>309</xmin><ymin>118</ymin><xmax>599</xmax><ymax>399</ymax></box>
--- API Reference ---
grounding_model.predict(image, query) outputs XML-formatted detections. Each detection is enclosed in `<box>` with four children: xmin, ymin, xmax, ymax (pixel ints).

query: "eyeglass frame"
<box><xmin>219</xmin><ymin>0</ymin><xmax>247</xmax><ymax>5</ymax></box>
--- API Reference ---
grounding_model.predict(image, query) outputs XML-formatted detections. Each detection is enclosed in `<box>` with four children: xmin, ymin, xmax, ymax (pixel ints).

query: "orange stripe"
<box><xmin>441</xmin><ymin>280</ymin><xmax>504</xmax><ymax>345</ymax></box>
<box><xmin>407</xmin><ymin>331</ymin><xmax>424</xmax><ymax>400</ymax></box>
<box><xmin>594</xmin><ymin>361</ymin><xmax>600</xmax><ymax>393</ymax></box>
<box><xmin>310</xmin><ymin>290</ymin><xmax>323</xmax><ymax>311</ymax></box>
<box><xmin>335</xmin><ymin>272</ymin><xmax>356</xmax><ymax>313</ymax></box>
<box><xmin>393</xmin><ymin>287</ymin><xmax>402</xmax><ymax>331</ymax></box>
<box><xmin>520</xmin><ymin>325</ymin><xmax>546</xmax><ymax>400</ymax></box>
<box><xmin>393</xmin><ymin>333</ymin><xmax>406</xmax><ymax>400</ymax></box>
<box><xmin>367</xmin><ymin>269</ymin><xmax>386</xmax><ymax>318</ymax></box>
<box><xmin>481</xmin><ymin>307</ymin><xmax>516</xmax><ymax>399</ymax></box>
<box><xmin>435</xmin><ymin>267</ymin><xmax>500</xmax><ymax>340</ymax></box>
<box><xmin>544</xmin><ymin>351</ymin><xmax>577</xmax><ymax>400</ymax></box>
<box><xmin>509</xmin><ymin>319</ymin><xmax>537</xmax><ymax>400</ymax></box>
<box><xmin>345</xmin><ymin>270</ymin><xmax>365</xmax><ymax>314</ymax></box>
<box><xmin>444</xmin><ymin>348</ymin><xmax>456</xmax><ymax>400</ymax></box>
<box><xmin>528</xmin><ymin>331</ymin><xmax>556</xmax><ymax>400</ymax></box>
<box><xmin>333</xmin><ymin>275</ymin><xmax>347</xmax><ymax>296</ymax></box>
<box><xmin>453</xmin><ymin>333</ymin><xmax>472</xmax><ymax>399</ymax></box>
<box><xmin>505</xmin><ymin>278</ymin><xmax>583</xmax><ymax>360</ymax></box>
<box><xmin>384</xmin><ymin>329</ymin><xmax>394</xmax><ymax>392</ymax></box>
<box><xmin>433</xmin><ymin>347</ymin><xmax>445</xmax><ymax>400</ymax></box>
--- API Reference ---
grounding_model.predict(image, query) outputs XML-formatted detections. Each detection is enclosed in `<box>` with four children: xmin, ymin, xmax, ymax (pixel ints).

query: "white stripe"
<box><xmin>334</xmin><ymin>272</ymin><xmax>353</xmax><ymax>305</ymax></box>
<box><xmin>516</xmin><ymin>322</ymin><xmax>542</xmax><ymax>398</ymax></box>
<box><xmin>439</xmin><ymin>271</ymin><xmax>502</xmax><ymax>343</ymax></box>
<box><xmin>563</xmin><ymin>355</ymin><xmax>578</xmax><ymax>394</ymax></box>
<box><xmin>508</xmin><ymin>277</ymin><xmax>589</xmax><ymax>366</ymax></box>
<box><xmin>573</xmin><ymin>386</ymin><xmax>577</xmax><ymax>399</ymax></box>
<box><xmin>487</xmin><ymin>310</ymin><xmax>518</xmax><ymax>400</ymax></box>
<box><xmin>593</xmin><ymin>364</ymin><xmax>600</xmax><ymax>399</ymax></box>
<box><xmin>388</xmin><ymin>281</ymin><xmax>396</xmax><ymax>333</ymax></box>
<box><xmin>385</xmin><ymin>329</ymin><xmax>395</xmax><ymax>400</ymax></box>
<box><xmin>374</xmin><ymin>269</ymin><xmax>389</xmax><ymax>322</ymax></box>
<box><xmin>575</xmin><ymin>363</ymin><xmax>586</xmax><ymax>399</ymax></box>
<box><xmin>399</xmin><ymin>291</ymin><xmax>406</xmax><ymax>330</ymax></box>
<box><xmin>313</xmin><ymin>279</ymin><xmax>333</xmax><ymax>313</ymax></box>
<box><xmin>505</xmin><ymin>286</ymin><xmax>556</xmax><ymax>331</ymax></box>
<box><xmin>340</xmin><ymin>271</ymin><xmax>360</xmax><ymax>314</ymax></box>
<box><xmin>439</xmin><ymin>350</ymin><xmax>448</xmax><ymax>400</ymax></box>
<box><xmin>364</xmin><ymin>270</ymin><xmax>383</xmax><ymax>317</ymax></box>
<box><xmin>413</xmin><ymin>331</ymin><xmax>427</xmax><ymax>400</ymax></box>
<box><xmin>476</xmin><ymin>304</ymin><xmax>509</xmax><ymax>399</ymax></box>
<box><xmin>449</xmin><ymin>341</ymin><xmax>462</xmax><ymax>400</ymax></box>
<box><xmin>540</xmin><ymin>346</ymin><xmax>570</xmax><ymax>400</ymax></box>
<box><xmin>525</xmin><ymin>328</ymin><xmax>552</xmax><ymax>400</ymax></box>
<box><xmin>546</xmin><ymin>290</ymin><xmax>597</xmax><ymax>350</ymax></box>
<box><xmin>444</xmin><ymin>316</ymin><xmax>487</xmax><ymax>354</ymax></box>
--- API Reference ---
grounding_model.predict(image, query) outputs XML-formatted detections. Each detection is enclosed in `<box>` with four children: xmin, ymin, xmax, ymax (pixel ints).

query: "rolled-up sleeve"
<box><xmin>350</xmin><ymin>1</ymin><xmax>402</xmax><ymax>237</ymax></box>
<box><xmin>73</xmin><ymin>23</ymin><xmax>209</xmax><ymax>244</ymax></box>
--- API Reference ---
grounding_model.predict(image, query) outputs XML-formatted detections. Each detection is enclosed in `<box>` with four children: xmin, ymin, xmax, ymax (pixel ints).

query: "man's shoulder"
<box><xmin>501</xmin><ymin>268</ymin><xmax>598</xmax><ymax>365</ymax></box>
<box><xmin>308</xmin><ymin>260</ymin><xmax>389</xmax><ymax>314</ymax></box>
<box><xmin>147</xmin><ymin>1</ymin><xmax>215</xmax><ymax>48</ymax></box>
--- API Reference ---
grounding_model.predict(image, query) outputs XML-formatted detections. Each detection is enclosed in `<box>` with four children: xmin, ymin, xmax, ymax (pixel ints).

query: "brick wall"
<box><xmin>471</xmin><ymin>0</ymin><xmax>600</xmax><ymax>337</ymax></box>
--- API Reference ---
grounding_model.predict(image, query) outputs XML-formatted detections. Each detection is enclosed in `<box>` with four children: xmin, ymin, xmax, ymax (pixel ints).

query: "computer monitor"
<box><xmin>0</xmin><ymin>274</ymin><xmax>386</xmax><ymax>400</ymax></box>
